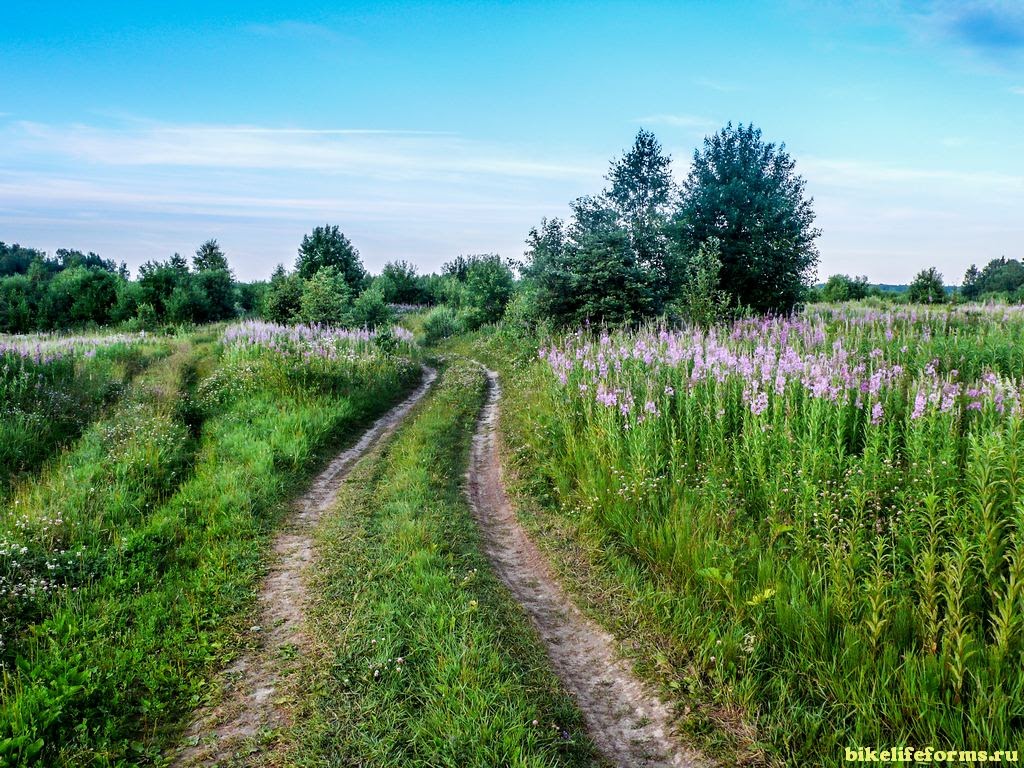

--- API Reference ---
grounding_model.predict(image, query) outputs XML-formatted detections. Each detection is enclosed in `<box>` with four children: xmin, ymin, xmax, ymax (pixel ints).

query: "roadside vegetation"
<box><xmin>451</xmin><ymin>302</ymin><xmax>1024</xmax><ymax>764</ymax></box>
<box><xmin>0</xmin><ymin>322</ymin><xmax>419</xmax><ymax>766</ymax></box>
<box><xmin>282</xmin><ymin>360</ymin><xmax>594</xmax><ymax>768</ymax></box>
<box><xmin>0</xmin><ymin>333</ymin><xmax>168</xmax><ymax>491</ymax></box>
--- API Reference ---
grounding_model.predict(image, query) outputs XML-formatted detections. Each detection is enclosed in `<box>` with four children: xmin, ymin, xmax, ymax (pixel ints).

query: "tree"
<box><xmin>822</xmin><ymin>274</ymin><xmax>870</xmax><ymax>302</ymax></box>
<box><xmin>522</xmin><ymin>131</ymin><xmax>681</xmax><ymax>325</ymax></box>
<box><xmin>193</xmin><ymin>239</ymin><xmax>230</xmax><ymax>272</ymax></box>
<box><xmin>908</xmin><ymin>267</ymin><xmax>946</xmax><ymax>304</ymax></box>
<box><xmin>606</xmin><ymin>129</ymin><xmax>682</xmax><ymax>299</ymax></box>
<box><xmin>461</xmin><ymin>255</ymin><xmax>514</xmax><ymax>329</ymax></box>
<box><xmin>0</xmin><ymin>242</ymin><xmax>47</xmax><ymax>277</ymax></box>
<box><xmin>376</xmin><ymin>260</ymin><xmax>425</xmax><ymax>304</ymax></box>
<box><xmin>40</xmin><ymin>265</ymin><xmax>120</xmax><ymax>328</ymax></box>
<box><xmin>299</xmin><ymin>266</ymin><xmax>352</xmax><ymax>325</ymax></box>
<box><xmin>674</xmin><ymin>123</ymin><xmax>820</xmax><ymax>313</ymax></box>
<box><xmin>673</xmin><ymin>237</ymin><xmax>730</xmax><ymax>327</ymax></box>
<box><xmin>263</xmin><ymin>266</ymin><xmax>304</xmax><ymax>324</ymax></box>
<box><xmin>349</xmin><ymin>286</ymin><xmax>393</xmax><ymax>329</ymax></box>
<box><xmin>138</xmin><ymin>257</ymin><xmax>189</xmax><ymax>317</ymax></box>
<box><xmin>0</xmin><ymin>275</ymin><xmax>36</xmax><ymax>332</ymax></box>
<box><xmin>962</xmin><ymin>264</ymin><xmax>982</xmax><ymax>299</ymax></box>
<box><xmin>296</xmin><ymin>225</ymin><xmax>365</xmax><ymax>288</ymax></box>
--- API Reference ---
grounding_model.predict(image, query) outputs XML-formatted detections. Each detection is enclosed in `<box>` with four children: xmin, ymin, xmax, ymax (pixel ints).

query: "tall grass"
<box><xmin>0</xmin><ymin>334</ymin><xmax>167</xmax><ymax>488</ymax></box>
<box><xmin>0</xmin><ymin>323</ymin><xmax>419</xmax><ymax>766</ymax></box>
<box><xmin>513</xmin><ymin>304</ymin><xmax>1024</xmax><ymax>763</ymax></box>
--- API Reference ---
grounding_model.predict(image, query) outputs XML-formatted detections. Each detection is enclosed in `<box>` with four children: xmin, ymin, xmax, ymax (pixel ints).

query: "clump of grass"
<box><xmin>288</xmin><ymin>360</ymin><xmax>595</xmax><ymax>768</ymax></box>
<box><xmin>0</xmin><ymin>338</ymin><xmax>168</xmax><ymax>490</ymax></box>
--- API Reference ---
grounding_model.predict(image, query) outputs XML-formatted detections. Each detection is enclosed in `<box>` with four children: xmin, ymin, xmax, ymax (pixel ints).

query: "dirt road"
<box><xmin>172</xmin><ymin>366</ymin><xmax>437</xmax><ymax>766</ymax></box>
<box><xmin>466</xmin><ymin>366</ymin><xmax>708</xmax><ymax>768</ymax></box>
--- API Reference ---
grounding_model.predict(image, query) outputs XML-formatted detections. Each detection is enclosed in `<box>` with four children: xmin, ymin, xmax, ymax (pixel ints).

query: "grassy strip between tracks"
<box><xmin>284</xmin><ymin>359</ymin><xmax>598</xmax><ymax>768</ymax></box>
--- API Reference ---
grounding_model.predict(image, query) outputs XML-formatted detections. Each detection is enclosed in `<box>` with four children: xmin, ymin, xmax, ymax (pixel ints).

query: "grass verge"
<box><xmin>1</xmin><ymin>332</ymin><xmax>419</xmax><ymax>767</ymax></box>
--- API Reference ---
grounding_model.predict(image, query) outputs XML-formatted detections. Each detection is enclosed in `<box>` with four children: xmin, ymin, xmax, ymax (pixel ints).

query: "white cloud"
<box><xmin>1</xmin><ymin>120</ymin><xmax>599</xmax><ymax>182</ymax></box>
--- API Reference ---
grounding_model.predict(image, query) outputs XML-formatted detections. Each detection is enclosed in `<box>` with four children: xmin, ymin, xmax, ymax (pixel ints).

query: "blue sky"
<box><xmin>1</xmin><ymin>1</ymin><xmax>1022</xmax><ymax>282</ymax></box>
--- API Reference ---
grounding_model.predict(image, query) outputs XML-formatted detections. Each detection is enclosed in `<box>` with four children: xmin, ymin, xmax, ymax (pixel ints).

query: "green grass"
<box><xmin>0</xmin><ymin>340</ymin><xmax>169</xmax><ymax>491</ymax></box>
<box><xmin>283</xmin><ymin>359</ymin><xmax>598</xmax><ymax>768</ymax></box>
<box><xmin>0</xmin><ymin>327</ymin><xmax>420</xmax><ymax>767</ymax></box>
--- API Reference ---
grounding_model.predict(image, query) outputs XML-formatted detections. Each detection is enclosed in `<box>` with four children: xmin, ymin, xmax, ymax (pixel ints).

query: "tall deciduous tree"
<box><xmin>674</xmin><ymin>123</ymin><xmax>820</xmax><ymax>314</ymax></box>
<box><xmin>522</xmin><ymin>131</ymin><xmax>680</xmax><ymax>325</ymax></box>
<box><xmin>296</xmin><ymin>225</ymin><xmax>366</xmax><ymax>288</ymax></box>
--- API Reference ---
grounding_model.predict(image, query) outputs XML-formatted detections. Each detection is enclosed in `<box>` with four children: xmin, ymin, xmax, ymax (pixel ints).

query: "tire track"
<box><xmin>172</xmin><ymin>365</ymin><xmax>437</xmax><ymax>766</ymax></box>
<box><xmin>466</xmin><ymin>365</ymin><xmax>709</xmax><ymax>768</ymax></box>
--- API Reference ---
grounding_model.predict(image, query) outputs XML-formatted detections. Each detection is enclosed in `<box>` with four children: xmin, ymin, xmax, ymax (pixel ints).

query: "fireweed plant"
<box><xmin>0</xmin><ymin>322</ymin><xmax>419</xmax><ymax>766</ymax></box>
<box><xmin>521</xmin><ymin>304</ymin><xmax>1024</xmax><ymax>761</ymax></box>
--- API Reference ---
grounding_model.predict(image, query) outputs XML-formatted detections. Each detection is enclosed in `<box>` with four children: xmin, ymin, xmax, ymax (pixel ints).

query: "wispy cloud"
<box><xmin>634</xmin><ymin>114</ymin><xmax>718</xmax><ymax>131</ymax></box>
<box><xmin>0</xmin><ymin>118</ymin><xmax>606</xmax><ymax>277</ymax></box>
<box><xmin>693</xmin><ymin>77</ymin><xmax>743</xmax><ymax>93</ymax></box>
<box><xmin>245</xmin><ymin>20</ymin><xmax>350</xmax><ymax>45</ymax></box>
<box><xmin>1</xmin><ymin>120</ymin><xmax>598</xmax><ymax>182</ymax></box>
<box><xmin>1011</xmin><ymin>85</ymin><xmax>1024</xmax><ymax>94</ymax></box>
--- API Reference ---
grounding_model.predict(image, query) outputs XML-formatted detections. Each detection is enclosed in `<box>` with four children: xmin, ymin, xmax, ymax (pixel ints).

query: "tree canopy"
<box><xmin>296</xmin><ymin>225</ymin><xmax>366</xmax><ymax>288</ymax></box>
<box><xmin>674</xmin><ymin>123</ymin><xmax>820</xmax><ymax>314</ymax></box>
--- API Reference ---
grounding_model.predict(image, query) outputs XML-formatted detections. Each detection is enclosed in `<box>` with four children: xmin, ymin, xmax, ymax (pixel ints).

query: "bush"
<box><xmin>421</xmin><ymin>306</ymin><xmax>462</xmax><ymax>345</ymax></box>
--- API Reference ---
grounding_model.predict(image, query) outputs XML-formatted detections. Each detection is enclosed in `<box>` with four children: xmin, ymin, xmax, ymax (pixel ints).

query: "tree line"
<box><xmin>4</xmin><ymin>123</ymin><xmax>1019</xmax><ymax>335</ymax></box>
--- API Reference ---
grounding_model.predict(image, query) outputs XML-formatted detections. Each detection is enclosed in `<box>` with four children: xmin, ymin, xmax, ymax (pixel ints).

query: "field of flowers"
<box><xmin>0</xmin><ymin>322</ymin><xmax>420</xmax><ymax>766</ymax></box>
<box><xmin>523</xmin><ymin>304</ymin><xmax>1024</xmax><ymax>761</ymax></box>
<box><xmin>0</xmin><ymin>332</ymin><xmax>167</xmax><ymax>490</ymax></box>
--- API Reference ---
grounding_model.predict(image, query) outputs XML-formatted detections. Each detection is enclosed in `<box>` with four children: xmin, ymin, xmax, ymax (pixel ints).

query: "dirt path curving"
<box><xmin>466</xmin><ymin>366</ymin><xmax>709</xmax><ymax>768</ymax></box>
<box><xmin>172</xmin><ymin>365</ymin><xmax>437</xmax><ymax>767</ymax></box>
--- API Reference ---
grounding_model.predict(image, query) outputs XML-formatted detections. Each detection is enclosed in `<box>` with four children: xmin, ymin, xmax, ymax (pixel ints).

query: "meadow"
<box><xmin>483</xmin><ymin>302</ymin><xmax>1024</xmax><ymax>762</ymax></box>
<box><xmin>0</xmin><ymin>322</ymin><xmax>419</xmax><ymax>766</ymax></box>
<box><xmin>0</xmin><ymin>332</ymin><xmax>169</xmax><ymax>492</ymax></box>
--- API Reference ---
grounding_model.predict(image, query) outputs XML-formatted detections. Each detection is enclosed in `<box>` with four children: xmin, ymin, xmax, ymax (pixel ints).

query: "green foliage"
<box><xmin>262</xmin><ymin>264</ymin><xmax>304</xmax><ymax>324</ymax></box>
<box><xmin>191</xmin><ymin>239</ymin><xmax>230</xmax><ymax>273</ymax></box>
<box><xmin>962</xmin><ymin>257</ymin><xmax>1024</xmax><ymax>301</ymax></box>
<box><xmin>672</xmin><ymin>237</ymin><xmax>731</xmax><ymax>327</ymax></box>
<box><xmin>908</xmin><ymin>267</ymin><xmax>947</xmax><ymax>304</ymax></box>
<box><xmin>349</xmin><ymin>286</ymin><xmax>393</xmax><ymax>329</ymax></box>
<box><xmin>674</xmin><ymin>122</ymin><xmax>820</xmax><ymax>314</ymax></box>
<box><xmin>0</xmin><ymin>243</ymin><xmax>46</xmax><ymax>278</ymax></box>
<box><xmin>459</xmin><ymin>255</ymin><xmax>514</xmax><ymax>329</ymax></box>
<box><xmin>299</xmin><ymin>266</ymin><xmax>353</xmax><ymax>326</ymax></box>
<box><xmin>376</xmin><ymin>260</ymin><xmax>428</xmax><ymax>304</ymax></box>
<box><xmin>822</xmin><ymin>274</ymin><xmax>870</xmax><ymax>302</ymax></box>
<box><xmin>0</xmin><ymin>329</ymin><xmax>420</xmax><ymax>766</ymax></box>
<box><xmin>295</xmin><ymin>224</ymin><xmax>366</xmax><ymax>287</ymax></box>
<box><xmin>0</xmin><ymin>342</ymin><xmax>161</xmax><ymax>490</ymax></box>
<box><xmin>421</xmin><ymin>305</ymin><xmax>462</xmax><ymax>345</ymax></box>
<box><xmin>477</xmin><ymin>304</ymin><xmax>1024</xmax><ymax>764</ymax></box>
<box><xmin>523</xmin><ymin>131</ymin><xmax>680</xmax><ymax>325</ymax></box>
